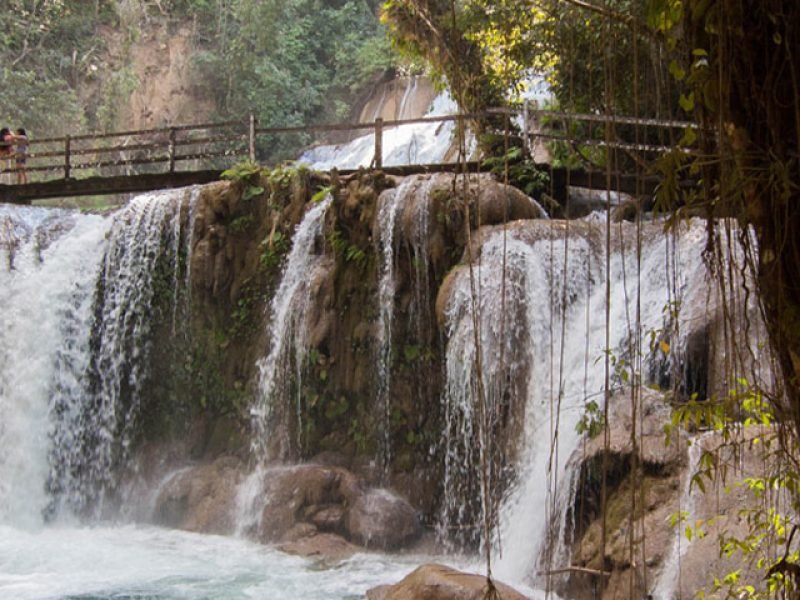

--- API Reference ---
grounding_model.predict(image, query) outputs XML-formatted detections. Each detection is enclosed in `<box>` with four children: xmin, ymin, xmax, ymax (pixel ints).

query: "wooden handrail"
<box><xmin>1</xmin><ymin>107</ymin><xmax>697</xmax><ymax>188</ymax></box>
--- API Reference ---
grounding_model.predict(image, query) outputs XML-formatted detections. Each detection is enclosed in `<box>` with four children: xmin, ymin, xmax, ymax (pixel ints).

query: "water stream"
<box><xmin>252</xmin><ymin>194</ymin><xmax>333</xmax><ymax>462</ymax></box>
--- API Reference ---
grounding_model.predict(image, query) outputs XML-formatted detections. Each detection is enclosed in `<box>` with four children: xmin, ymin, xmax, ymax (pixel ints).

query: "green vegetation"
<box><xmin>0</xmin><ymin>1</ymin><xmax>399</xmax><ymax>162</ymax></box>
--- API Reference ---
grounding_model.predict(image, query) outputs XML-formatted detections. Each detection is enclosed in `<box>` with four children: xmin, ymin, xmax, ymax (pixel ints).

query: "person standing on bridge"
<box><xmin>14</xmin><ymin>128</ymin><xmax>28</xmax><ymax>184</ymax></box>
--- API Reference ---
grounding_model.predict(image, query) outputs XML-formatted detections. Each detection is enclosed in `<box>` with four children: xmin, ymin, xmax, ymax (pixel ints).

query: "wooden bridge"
<box><xmin>0</xmin><ymin>107</ymin><xmax>693</xmax><ymax>205</ymax></box>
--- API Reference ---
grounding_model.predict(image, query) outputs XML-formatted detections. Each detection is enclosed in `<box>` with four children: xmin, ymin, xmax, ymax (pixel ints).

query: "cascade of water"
<box><xmin>438</xmin><ymin>218</ymin><xmax>712</xmax><ymax>579</ymax></box>
<box><xmin>408</xmin><ymin>177</ymin><xmax>436</xmax><ymax>345</ymax></box>
<box><xmin>497</xmin><ymin>220</ymin><xmax>712</xmax><ymax>582</ymax></box>
<box><xmin>438</xmin><ymin>227</ymin><xmax>598</xmax><ymax>549</ymax></box>
<box><xmin>298</xmin><ymin>92</ymin><xmax>465</xmax><ymax>170</ymax></box>
<box><xmin>374</xmin><ymin>179</ymin><xmax>416</xmax><ymax>474</ymax></box>
<box><xmin>47</xmin><ymin>188</ymin><xmax>197</xmax><ymax>518</ymax></box>
<box><xmin>0</xmin><ymin>206</ymin><xmax>109</xmax><ymax>528</ymax></box>
<box><xmin>252</xmin><ymin>195</ymin><xmax>333</xmax><ymax>461</ymax></box>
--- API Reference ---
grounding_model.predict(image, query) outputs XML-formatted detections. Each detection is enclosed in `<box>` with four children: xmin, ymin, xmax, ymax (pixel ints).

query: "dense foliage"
<box><xmin>0</xmin><ymin>1</ymin><xmax>115</xmax><ymax>136</ymax></box>
<box><xmin>185</xmin><ymin>0</ymin><xmax>396</xmax><ymax>159</ymax></box>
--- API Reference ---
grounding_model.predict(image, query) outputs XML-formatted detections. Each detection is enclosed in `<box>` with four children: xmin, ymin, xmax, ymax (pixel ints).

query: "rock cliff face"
<box><xmin>130</xmin><ymin>168</ymin><xmax>544</xmax><ymax>553</ymax></box>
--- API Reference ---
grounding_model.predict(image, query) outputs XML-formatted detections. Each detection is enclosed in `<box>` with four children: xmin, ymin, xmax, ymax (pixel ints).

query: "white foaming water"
<box><xmin>0</xmin><ymin>523</ymin><xmax>473</xmax><ymax>600</ymax></box>
<box><xmin>0</xmin><ymin>206</ymin><xmax>109</xmax><ymax>528</ymax></box>
<box><xmin>439</xmin><ymin>218</ymin><xmax>712</xmax><ymax>582</ymax></box>
<box><xmin>500</xmin><ymin>220</ymin><xmax>712</xmax><ymax>583</ymax></box>
<box><xmin>299</xmin><ymin>93</ymin><xmax>470</xmax><ymax>169</ymax></box>
<box><xmin>252</xmin><ymin>195</ymin><xmax>333</xmax><ymax>460</ymax></box>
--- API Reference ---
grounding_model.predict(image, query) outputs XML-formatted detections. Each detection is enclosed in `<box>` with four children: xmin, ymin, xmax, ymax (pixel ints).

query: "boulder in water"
<box><xmin>365</xmin><ymin>563</ymin><xmax>530</xmax><ymax>600</ymax></box>
<box><xmin>256</xmin><ymin>464</ymin><xmax>361</xmax><ymax>542</ymax></box>
<box><xmin>345</xmin><ymin>488</ymin><xmax>420</xmax><ymax>549</ymax></box>
<box><xmin>153</xmin><ymin>456</ymin><xmax>243</xmax><ymax>534</ymax></box>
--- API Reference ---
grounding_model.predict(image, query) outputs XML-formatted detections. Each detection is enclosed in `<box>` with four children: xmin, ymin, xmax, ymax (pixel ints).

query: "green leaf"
<box><xmin>668</xmin><ymin>60</ymin><xmax>686</xmax><ymax>81</ymax></box>
<box><xmin>242</xmin><ymin>185</ymin><xmax>265</xmax><ymax>201</ymax></box>
<box><xmin>312</xmin><ymin>186</ymin><xmax>332</xmax><ymax>203</ymax></box>
<box><xmin>679</xmin><ymin>92</ymin><xmax>695</xmax><ymax>113</ymax></box>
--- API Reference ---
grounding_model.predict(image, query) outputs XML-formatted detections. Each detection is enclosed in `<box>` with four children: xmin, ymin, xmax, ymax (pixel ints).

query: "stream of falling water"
<box><xmin>234</xmin><ymin>197</ymin><xmax>334</xmax><ymax>536</ymax></box>
<box><xmin>438</xmin><ymin>217</ymin><xmax>713</xmax><ymax>587</ymax></box>
<box><xmin>0</xmin><ymin>205</ymin><xmax>109</xmax><ymax>528</ymax></box>
<box><xmin>46</xmin><ymin>188</ymin><xmax>199</xmax><ymax>518</ymax></box>
<box><xmin>251</xmin><ymin>194</ymin><xmax>333</xmax><ymax>461</ymax></box>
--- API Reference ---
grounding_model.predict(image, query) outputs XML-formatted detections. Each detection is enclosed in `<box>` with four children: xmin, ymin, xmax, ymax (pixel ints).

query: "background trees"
<box><xmin>0</xmin><ymin>0</ymin><xmax>396</xmax><ymax>160</ymax></box>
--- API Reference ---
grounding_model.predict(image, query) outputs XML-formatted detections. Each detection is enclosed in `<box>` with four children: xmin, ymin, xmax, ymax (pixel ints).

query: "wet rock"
<box><xmin>257</xmin><ymin>464</ymin><xmax>361</xmax><ymax>542</ymax></box>
<box><xmin>345</xmin><ymin>488</ymin><xmax>420</xmax><ymax>549</ymax></box>
<box><xmin>579</xmin><ymin>387</ymin><xmax>682</xmax><ymax>470</ymax></box>
<box><xmin>277</xmin><ymin>530</ymin><xmax>359</xmax><ymax>561</ymax></box>
<box><xmin>474</xmin><ymin>179</ymin><xmax>548</xmax><ymax>223</ymax></box>
<box><xmin>365</xmin><ymin>563</ymin><xmax>530</xmax><ymax>600</ymax></box>
<box><xmin>152</xmin><ymin>456</ymin><xmax>243</xmax><ymax>534</ymax></box>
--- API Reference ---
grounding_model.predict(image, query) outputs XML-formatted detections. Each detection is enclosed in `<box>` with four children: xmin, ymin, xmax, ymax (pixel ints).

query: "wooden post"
<box><xmin>168</xmin><ymin>128</ymin><xmax>177</xmax><ymax>173</ymax></box>
<box><xmin>374</xmin><ymin>117</ymin><xmax>383</xmax><ymax>169</ymax></box>
<box><xmin>249</xmin><ymin>113</ymin><xmax>256</xmax><ymax>163</ymax></box>
<box><xmin>64</xmin><ymin>135</ymin><xmax>71</xmax><ymax>180</ymax></box>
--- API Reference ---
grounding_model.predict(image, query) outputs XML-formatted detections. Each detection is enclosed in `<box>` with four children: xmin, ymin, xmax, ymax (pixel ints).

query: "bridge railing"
<box><xmin>1</xmin><ymin>106</ymin><xmax>696</xmax><ymax>184</ymax></box>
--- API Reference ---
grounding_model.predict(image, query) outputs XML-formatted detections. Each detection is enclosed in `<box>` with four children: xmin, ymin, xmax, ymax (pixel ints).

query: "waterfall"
<box><xmin>437</xmin><ymin>217</ymin><xmax>713</xmax><ymax>578</ymax></box>
<box><xmin>374</xmin><ymin>175</ymin><xmax>438</xmax><ymax>476</ymax></box>
<box><xmin>375</xmin><ymin>183</ymin><xmax>406</xmax><ymax>474</ymax></box>
<box><xmin>397</xmin><ymin>76</ymin><xmax>418</xmax><ymax>121</ymax></box>
<box><xmin>252</xmin><ymin>195</ymin><xmax>333</xmax><ymax>461</ymax></box>
<box><xmin>408</xmin><ymin>177</ymin><xmax>436</xmax><ymax>343</ymax></box>
<box><xmin>298</xmin><ymin>91</ymin><xmax>466</xmax><ymax>170</ymax></box>
<box><xmin>0</xmin><ymin>206</ymin><xmax>109</xmax><ymax>528</ymax></box>
<box><xmin>47</xmin><ymin>188</ymin><xmax>199</xmax><ymax>518</ymax></box>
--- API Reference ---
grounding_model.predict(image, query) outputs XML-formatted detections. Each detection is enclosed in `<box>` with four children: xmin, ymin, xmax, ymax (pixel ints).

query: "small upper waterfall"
<box><xmin>298</xmin><ymin>90</ymin><xmax>468</xmax><ymax>170</ymax></box>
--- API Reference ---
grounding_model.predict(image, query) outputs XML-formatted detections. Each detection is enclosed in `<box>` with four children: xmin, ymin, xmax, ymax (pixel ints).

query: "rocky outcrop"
<box><xmin>366</xmin><ymin>564</ymin><xmax>530</xmax><ymax>600</ymax></box>
<box><xmin>152</xmin><ymin>459</ymin><xmax>421</xmax><ymax>556</ymax></box>
<box><xmin>554</xmin><ymin>385</ymin><xmax>783</xmax><ymax>599</ymax></box>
